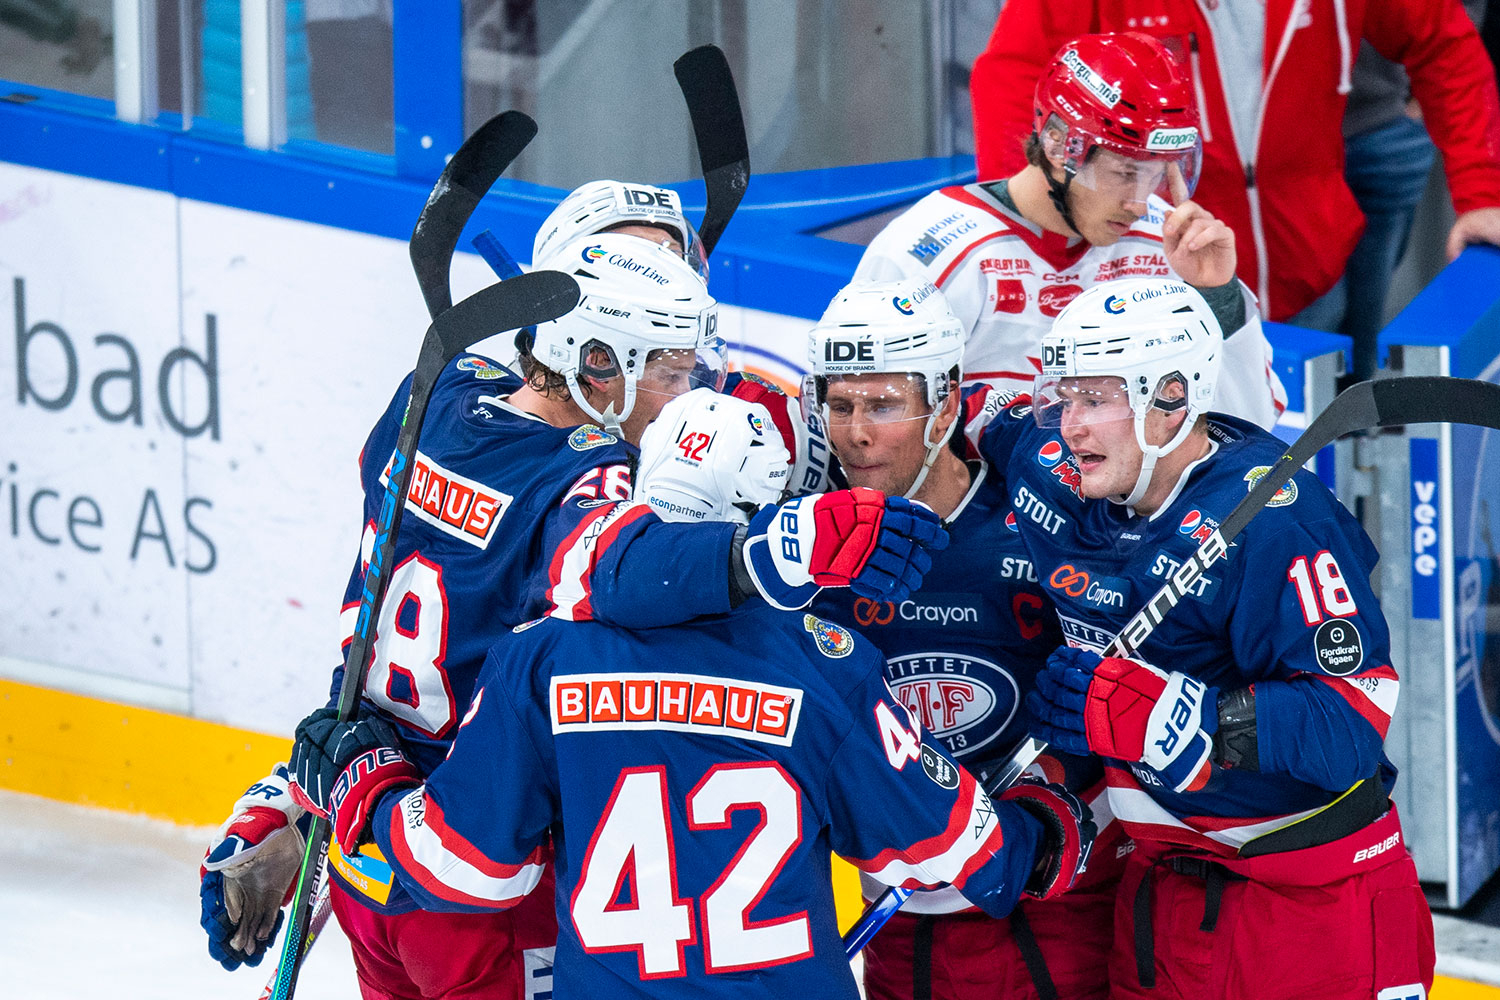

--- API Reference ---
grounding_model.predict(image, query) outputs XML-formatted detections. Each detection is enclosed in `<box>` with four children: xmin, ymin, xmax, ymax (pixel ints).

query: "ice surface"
<box><xmin>0</xmin><ymin>790</ymin><xmax>358</xmax><ymax>999</ymax></box>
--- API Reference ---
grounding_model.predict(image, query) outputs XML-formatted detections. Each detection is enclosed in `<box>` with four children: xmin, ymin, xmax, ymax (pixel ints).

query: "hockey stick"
<box><xmin>844</xmin><ymin>375</ymin><xmax>1500</xmax><ymax>958</ymax></box>
<box><xmin>674</xmin><ymin>44</ymin><xmax>750</xmax><ymax>257</ymax></box>
<box><xmin>257</xmin><ymin>877</ymin><xmax>331</xmax><ymax>1000</ymax></box>
<box><xmin>410</xmin><ymin>110</ymin><xmax>538</xmax><ymax>319</ymax></box>
<box><xmin>267</xmin><ymin>270</ymin><xmax>581</xmax><ymax>1000</ymax></box>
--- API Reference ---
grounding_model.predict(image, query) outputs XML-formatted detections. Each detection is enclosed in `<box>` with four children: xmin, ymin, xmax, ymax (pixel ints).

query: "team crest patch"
<box><xmin>803</xmin><ymin>614</ymin><xmax>854</xmax><ymax>658</ymax></box>
<box><xmin>568</xmin><ymin>425</ymin><xmax>618</xmax><ymax>451</ymax></box>
<box><xmin>456</xmin><ymin>356</ymin><xmax>508</xmax><ymax>379</ymax></box>
<box><xmin>1243</xmin><ymin>466</ymin><xmax>1298</xmax><ymax>507</ymax></box>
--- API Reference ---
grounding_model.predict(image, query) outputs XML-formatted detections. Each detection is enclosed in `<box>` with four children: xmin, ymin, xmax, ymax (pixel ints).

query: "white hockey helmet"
<box><xmin>533</xmin><ymin>179</ymin><xmax>709</xmax><ymax>281</ymax></box>
<box><xmin>802</xmin><ymin>277</ymin><xmax>965</xmax><ymax>498</ymax></box>
<box><xmin>528</xmin><ymin>233</ymin><xmax>726</xmax><ymax>431</ymax></box>
<box><xmin>636</xmin><ymin>388</ymin><xmax>791</xmax><ymax>525</ymax></box>
<box><xmin>1035</xmin><ymin>277</ymin><xmax>1221</xmax><ymax>505</ymax></box>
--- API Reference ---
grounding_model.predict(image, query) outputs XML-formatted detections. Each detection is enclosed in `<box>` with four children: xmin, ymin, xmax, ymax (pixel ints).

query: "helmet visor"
<box><xmin>1033</xmin><ymin>375</ymin><xmax>1134</xmax><ymax>428</ymax></box>
<box><xmin>1073</xmin><ymin>143</ymin><xmax>1202</xmax><ymax>204</ymax></box>
<box><xmin>803</xmin><ymin>372</ymin><xmax>937</xmax><ymax>428</ymax></box>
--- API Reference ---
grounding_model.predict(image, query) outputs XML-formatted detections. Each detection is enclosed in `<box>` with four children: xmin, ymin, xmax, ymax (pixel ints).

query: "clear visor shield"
<box><xmin>801</xmin><ymin>373</ymin><xmax>937</xmax><ymax>429</ymax></box>
<box><xmin>1033</xmin><ymin>375</ymin><xmax>1135</xmax><ymax>429</ymax></box>
<box><xmin>636</xmin><ymin>339</ymin><xmax>728</xmax><ymax>406</ymax></box>
<box><xmin>1072</xmin><ymin>141</ymin><xmax>1202</xmax><ymax>205</ymax></box>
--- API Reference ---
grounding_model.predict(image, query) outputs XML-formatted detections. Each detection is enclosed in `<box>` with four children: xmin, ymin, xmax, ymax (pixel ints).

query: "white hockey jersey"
<box><xmin>854</xmin><ymin>183</ymin><xmax>1287</xmax><ymax>430</ymax></box>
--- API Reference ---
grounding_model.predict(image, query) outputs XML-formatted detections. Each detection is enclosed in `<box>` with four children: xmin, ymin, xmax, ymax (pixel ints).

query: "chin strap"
<box><xmin>903</xmin><ymin>411</ymin><xmax>958</xmax><ymax>500</ymax></box>
<box><xmin>1045</xmin><ymin>168</ymin><xmax>1083</xmax><ymax>238</ymax></box>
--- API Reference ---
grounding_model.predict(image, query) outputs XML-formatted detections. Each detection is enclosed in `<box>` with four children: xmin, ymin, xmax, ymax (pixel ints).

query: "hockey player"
<box><xmin>786</xmin><ymin>276</ymin><xmax>1119</xmax><ymax>1000</ymax></box>
<box><xmin>854</xmin><ymin>32</ymin><xmax>1285</xmax><ymax>431</ymax></box>
<box><xmin>530</xmin><ymin>177</ymin><xmax>835</xmax><ymax>495</ymax></box>
<box><xmin>721</xmin><ymin>274</ymin><xmax>1114</xmax><ymax>998</ymax></box>
<box><xmin>285</xmin><ymin>390</ymin><xmax>1097</xmax><ymax>1000</ymax></box>
<box><xmin>200</xmin><ymin>235</ymin><xmax>946</xmax><ymax>997</ymax></box>
<box><xmin>966</xmin><ymin>276</ymin><xmax>1432</xmax><ymax>999</ymax></box>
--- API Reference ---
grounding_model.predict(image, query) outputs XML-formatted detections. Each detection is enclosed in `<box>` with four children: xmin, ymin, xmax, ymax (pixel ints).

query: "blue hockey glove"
<box><xmin>999</xmin><ymin>777</ymin><xmax>1096</xmax><ymax>900</ymax></box>
<box><xmin>743</xmin><ymin>488</ymin><xmax>948</xmax><ymax>610</ymax></box>
<box><xmin>199</xmin><ymin>764</ymin><xmax>308</xmax><ymax>970</ymax></box>
<box><xmin>1026</xmin><ymin>646</ymin><xmax>1218</xmax><ymax>793</ymax></box>
<box><xmin>848</xmin><ymin>495</ymin><xmax>948</xmax><ymax>602</ymax></box>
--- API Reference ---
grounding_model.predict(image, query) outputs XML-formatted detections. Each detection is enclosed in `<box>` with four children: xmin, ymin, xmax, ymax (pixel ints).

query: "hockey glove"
<box><xmin>199</xmin><ymin>764</ymin><xmax>309</xmax><ymax>970</ymax></box>
<box><xmin>1026</xmin><ymin>646</ymin><xmax>1218</xmax><ymax>794</ymax></box>
<box><xmin>288</xmin><ymin>707</ymin><xmax>413</xmax><ymax>822</ymax></box>
<box><xmin>999</xmin><ymin>777</ymin><xmax>1096</xmax><ymax>900</ymax></box>
<box><xmin>742</xmin><ymin>489</ymin><xmax>948</xmax><ymax>610</ymax></box>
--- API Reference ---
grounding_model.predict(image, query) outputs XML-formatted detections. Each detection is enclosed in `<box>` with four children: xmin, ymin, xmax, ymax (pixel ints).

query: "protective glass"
<box><xmin>801</xmin><ymin>373</ymin><xmax>936</xmax><ymax>427</ymax></box>
<box><xmin>1073</xmin><ymin>143</ymin><xmax>1202</xmax><ymax>204</ymax></box>
<box><xmin>1033</xmin><ymin>375</ymin><xmax>1134</xmax><ymax>428</ymax></box>
<box><xmin>637</xmin><ymin>340</ymin><xmax>728</xmax><ymax>403</ymax></box>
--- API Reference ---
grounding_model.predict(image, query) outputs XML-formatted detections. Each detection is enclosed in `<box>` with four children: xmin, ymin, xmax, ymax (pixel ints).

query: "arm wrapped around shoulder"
<box><xmin>740</xmin><ymin>489</ymin><xmax>949</xmax><ymax>610</ymax></box>
<box><xmin>998</xmin><ymin>778</ymin><xmax>1097</xmax><ymax>900</ymax></box>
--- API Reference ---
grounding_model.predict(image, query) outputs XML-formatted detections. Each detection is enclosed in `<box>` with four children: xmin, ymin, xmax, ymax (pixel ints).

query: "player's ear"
<box><xmin>1040</xmin><ymin>117</ymin><xmax>1070</xmax><ymax>173</ymax></box>
<box><xmin>933</xmin><ymin>378</ymin><xmax>962</xmax><ymax>436</ymax></box>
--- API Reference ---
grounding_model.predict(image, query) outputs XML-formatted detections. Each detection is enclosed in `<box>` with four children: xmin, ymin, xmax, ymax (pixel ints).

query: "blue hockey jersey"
<box><xmin>325</xmin><ymin>354</ymin><xmax>738</xmax><ymax>910</ymax></box>
<box><xmin>369</xmin><ymin>605</ymin><xmax>1048</xmax><ymax>1000</ymax></box>
<box><xmin>811</xmin><ymin>460</ymin><xmax>1062</xmax><ymax>784</ymax></box>
<box><xmin>963</xmin><ymin>388</ymin><xmax>1399</xmax><ymax>856</ymax></box>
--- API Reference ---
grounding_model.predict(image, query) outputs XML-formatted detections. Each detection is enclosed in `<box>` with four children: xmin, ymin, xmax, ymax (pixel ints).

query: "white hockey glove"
<box><xmin>636</xmin><ymin>387</ymin><xmax>790</xmax><ymax>524</ymax></box>
<box><xmin>199</xmin><ymin>764</ymin><xmax>308</xmax><ymax>970</ymax></box>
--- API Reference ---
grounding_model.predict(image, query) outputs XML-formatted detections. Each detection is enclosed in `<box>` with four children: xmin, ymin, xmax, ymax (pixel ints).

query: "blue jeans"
<box><xmin>1290</xmin><ymin>115</ymin><xmax>1436</xmax><ymax>378</ymax></box>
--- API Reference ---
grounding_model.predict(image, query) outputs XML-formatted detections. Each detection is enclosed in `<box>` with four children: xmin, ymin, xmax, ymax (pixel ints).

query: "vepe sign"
<box><xmin>1410</xmin><ymin>437</ymin><xmax>1440</xmax><ymax>620</ymax></box>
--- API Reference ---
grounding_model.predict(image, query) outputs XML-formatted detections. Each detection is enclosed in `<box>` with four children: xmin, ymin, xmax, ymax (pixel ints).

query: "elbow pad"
<box><xmin>1213</xmin><ymin>687</ymin><xmax>1260</xmax><ymax>771</ymax></box>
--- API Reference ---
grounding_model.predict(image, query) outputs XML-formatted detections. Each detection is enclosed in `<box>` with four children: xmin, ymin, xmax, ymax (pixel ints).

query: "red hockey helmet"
<box><xmin>1033</xmin><ymin>33</ymin><xmax>1202</xmax><ymax>204</ymax></box>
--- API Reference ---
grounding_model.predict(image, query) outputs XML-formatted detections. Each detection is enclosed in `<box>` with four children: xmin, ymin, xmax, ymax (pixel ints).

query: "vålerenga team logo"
<box><xmin>1243</xmin><ymin>466</ymin><xmax>1298</xmax><ymax>507</ymax></box>
<box><xmin>803</xmin><ymin>614</ymin><xmax>854</xmax><ymax>657</ymax></box>
<box><xmin>568</xmin><ymin>425</ymin><xmax>618</xmax><ymax>451</ymax></box>
<box><xmin>887</xmin><ymin>652</ymin><xmax>1019</xmax><ymax>761</ymax></box>
<box><xmin>456</xmin><ymin>356</ymin><xmax>508</xmax><ymax>379</ymax></box>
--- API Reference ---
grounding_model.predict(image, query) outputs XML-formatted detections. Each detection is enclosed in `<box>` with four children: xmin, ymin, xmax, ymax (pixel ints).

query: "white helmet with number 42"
<box><xmin>636</xmin><ymin>388</ymin><xmax>791</xmax><ymax>524</ymax></box>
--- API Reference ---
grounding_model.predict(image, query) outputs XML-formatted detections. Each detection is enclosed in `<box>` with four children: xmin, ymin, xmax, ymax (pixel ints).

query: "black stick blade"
<box><xmin>410</xmin><ymin>111</ymin><xmax>538</xmax><ymax>319</ymax></box>
<box><xmin>674</xmin><ymin>44</ymin><xmax>749</xmax><ymax>257</ymax></box>
<box><xmin>427</xmin><ymin>269</ymin><xmax>580</xmax><ymax>363</ymax></box>
<box><xmin>674</xmin><ymin>45</ymin><xmax>749</xmax><ymax>173</ymax></box>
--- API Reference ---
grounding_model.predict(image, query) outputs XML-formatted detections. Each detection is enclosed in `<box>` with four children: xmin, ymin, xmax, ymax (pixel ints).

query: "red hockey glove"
<box><xmin>328</xmin><ymin>747</ymin><xmax>422</xmax><ymax>850</ymax></box>
<box><xmin>743</xmin><ymin>488</ymin><xmax>948</xmax><ymax>609</ymax></box>
<box><xmin>1028</xmin><ymin>646</ymin><xmax>1218</xmax><ymax>794</ymax></box>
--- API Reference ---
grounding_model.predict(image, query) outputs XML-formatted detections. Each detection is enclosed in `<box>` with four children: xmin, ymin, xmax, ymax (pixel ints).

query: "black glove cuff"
<box><xmin>1213</xmin><ymin>687</ymin><xmax>1260</xmax><ymax>771</ymax></box>
<box><xmin>728</xmin><ymin>523</ymin><xmax>753</xmax><ymax>607</ymax></box>
<box><xmin>1009</xmin><ymin>796</ymin><xmax>1064</xmax><ymax>897</ymax></box>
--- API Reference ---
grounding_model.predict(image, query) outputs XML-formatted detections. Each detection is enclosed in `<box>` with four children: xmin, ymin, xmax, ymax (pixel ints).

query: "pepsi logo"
<box><xmin>1005</xmin><ymin>510</ymin><xmax>1018</xmax><ymax>532</ymax></box>
<box><xmin>1179</xmin><ymin>510</ymin><xmax>1202</xmax><ymax>535</ymax></box>
<box><xmin>1037</xmin><ymin>440</ymin><xmax>1065</xmax><ymax>467</ymax></box>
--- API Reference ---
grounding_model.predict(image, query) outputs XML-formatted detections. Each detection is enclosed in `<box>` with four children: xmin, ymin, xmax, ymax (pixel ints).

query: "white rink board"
<box><xmin>0</xmin><ymin>162</ymin><xmax>813</xmax><ymax>736</ymax></box>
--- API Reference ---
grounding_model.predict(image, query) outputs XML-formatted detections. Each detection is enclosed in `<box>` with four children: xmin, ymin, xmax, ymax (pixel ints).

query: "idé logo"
<box><xmin>624</xmin><ymin>188</ymin><xmax>675</xmax><ymax>209</ymax></box>
<box><xmin>825</xmin><ymin>340</ymin><xmax>876</xmax><ymax>363</ymax></box>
